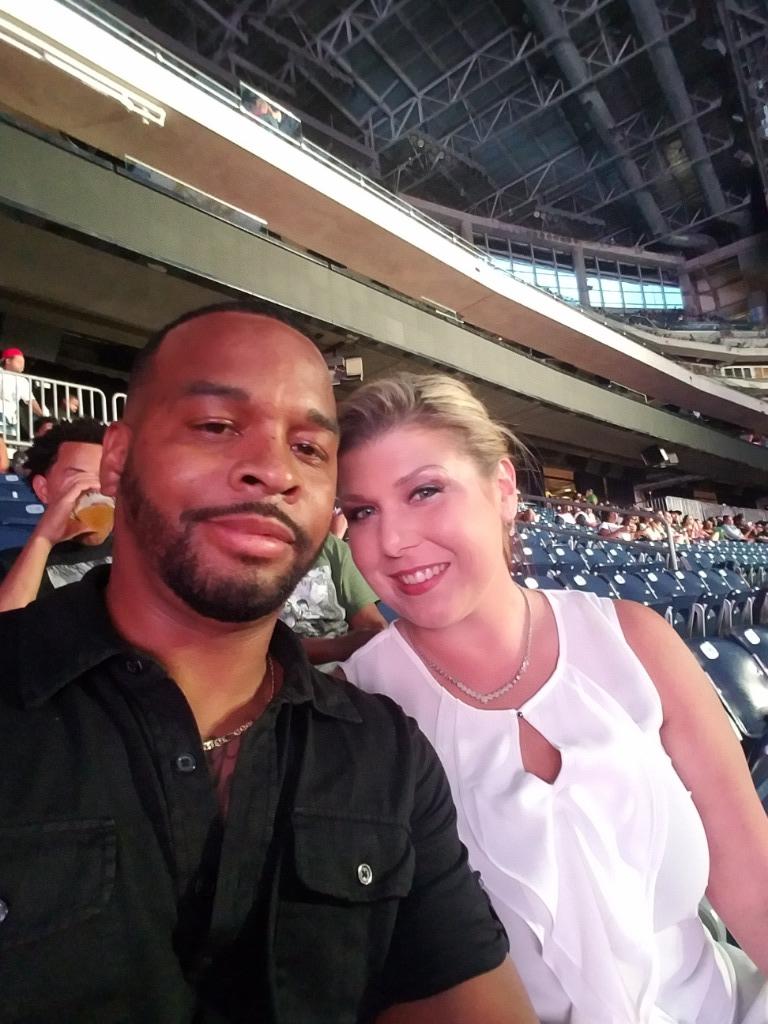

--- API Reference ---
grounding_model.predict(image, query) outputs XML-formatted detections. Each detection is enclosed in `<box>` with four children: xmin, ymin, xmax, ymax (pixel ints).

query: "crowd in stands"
<box><xmin>521</xmin><ymin>499</ymin><xmax>768</xmax><ymax>546</ymax></box>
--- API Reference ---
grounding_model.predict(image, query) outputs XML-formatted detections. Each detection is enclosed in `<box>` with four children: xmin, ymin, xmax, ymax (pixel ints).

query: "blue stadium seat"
<box><xmin>0</xmin><ymin>523</ymin><xmax>36</xmax><ymax>551</ymax></box>
<box><xmin>558</xmin><ymin>570</ymin><xmax>615</xmax><ymax>598</ymax></box>
<box><xmin>685</xmin><ymin>636</ymin><xmax>768</xmax><ymax>766</ymax></box>
<box><xmin>548</xmin><ymin>543</ymin><xmax>587</xmax><ymax>570</ymax></box>
<box><xmin>0</xmin><ymin>474</ymin><xmax>34</xmax><ymax>500</ymax></box>
<box><xmin>595</xmin><ymin>569</ymin><xmax>657</xmax><ymax>606</ymax></box>
<box><xmin>630</xmin><ymin>567</ymin><xmax>704</xmax><ymax>636</ymax></box>
<box><xmin>512</xmin><ymin>572</ymin><xmax>564</xmax><ymax>591</ymax></box>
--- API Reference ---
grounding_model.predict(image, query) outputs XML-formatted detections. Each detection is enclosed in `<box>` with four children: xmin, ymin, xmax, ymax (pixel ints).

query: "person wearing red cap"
<box><xmin>0</xmin><ymin>346</ymin><xmax>45</xmax><ymax>442</ymax></box>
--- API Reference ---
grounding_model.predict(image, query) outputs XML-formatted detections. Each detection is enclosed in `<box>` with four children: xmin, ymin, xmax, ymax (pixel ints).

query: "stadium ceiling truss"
<box><xmin>125</xmin><ymin>0</ymin><xmax>767</xmax><ymax>250</ymax></box>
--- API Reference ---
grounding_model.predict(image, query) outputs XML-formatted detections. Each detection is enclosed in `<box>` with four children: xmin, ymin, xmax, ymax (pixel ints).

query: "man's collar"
<box><xmin>11</xmin><ymin>565</ymin><xmax>361</xmax><ymax>724</ymax></box>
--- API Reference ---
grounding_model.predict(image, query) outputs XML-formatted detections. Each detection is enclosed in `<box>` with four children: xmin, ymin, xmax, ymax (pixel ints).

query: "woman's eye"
<box><xmin>411</xmin><ymin>485</ymin><xmax>442</xmax><ymax>502</ymax></box>
<box><xmin>346</xmin><ymin>506</ymin><xmax>375</xmax><ymax>522</ymax></box>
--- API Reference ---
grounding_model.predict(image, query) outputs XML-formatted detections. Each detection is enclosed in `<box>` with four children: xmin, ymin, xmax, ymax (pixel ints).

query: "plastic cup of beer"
<box><xmin>71</xmin><ymin>492</ymin><xmax>115</xmax><ymax>543</ymax></box>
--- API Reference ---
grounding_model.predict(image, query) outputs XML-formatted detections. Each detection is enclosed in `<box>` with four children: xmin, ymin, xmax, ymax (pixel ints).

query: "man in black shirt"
<box><xmin>0</xmin><ymin>419</ymin><xmax>112</xmax><ymax>611</ymax></box>
<box><xmin>0</xmin><ymin>303</ymin><xmax>535</xmax><ymax>1024</ymax></box>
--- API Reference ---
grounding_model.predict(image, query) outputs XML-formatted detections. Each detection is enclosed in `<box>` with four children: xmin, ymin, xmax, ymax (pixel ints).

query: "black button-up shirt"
<box><xmin>0</xmin><ymin>567</ymin><xmax>507</xmax><ymax>1023</ymax></box>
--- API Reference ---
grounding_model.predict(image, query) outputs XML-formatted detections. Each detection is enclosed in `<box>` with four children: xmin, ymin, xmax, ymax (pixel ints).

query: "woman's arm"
<box><xmin>616</xmin><ymin>600</ymin><xmax>768</xmax><ymax>974</ymax></box>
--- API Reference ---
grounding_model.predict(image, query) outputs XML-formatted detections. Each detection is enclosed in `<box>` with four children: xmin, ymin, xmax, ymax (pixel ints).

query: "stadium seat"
<box><xmin>548</xmin><ymin>544</ymin><xmax>587</xmax><ymax>570</ymax></box>
<box><xmin>0</xmin><ymin>523</ymin><xmax>36</xmax><ymax>551</ymax></box>
<box><xmin>558</xmin><ymin>571</ymin><xmax>614</xmax><ymax>599</ymax></box>
<box><xmin>730</xmin><ymin>626</ymin><xmax>768</xmax><ymax>675</ymax></box>
<box><xmin>0</xmin><ymin>499</ymin><xmax>44</xmax><ymax>523</ymax></box>
<box><xmin>0</xmin><ymin>474</ymin><xmax>34</xmax><ymax>500</ymax></box>
<box><xmin>513</xmin><ymin>572</ymin><xmax>564</xmax><ymax>591</ymax></box>
<box><xmin>630</xmin><ymin>568</ymin><xmax>705</xmax><ymax>636</ymax></box>
<box><xmin>595</xmin><ymin>569</ymin><xmax>657</xmax><ymax>606</ymax></box>
<box><xmin>685</xmin><ymin>636</ymin><xmax>768</xmax><ymax>766</ymax></box>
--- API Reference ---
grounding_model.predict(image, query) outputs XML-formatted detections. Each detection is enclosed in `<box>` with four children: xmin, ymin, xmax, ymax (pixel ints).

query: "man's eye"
<box><xmin>293</xmin><ymin>442</ymin><xmax>325</xmax><ymax>460</ymax></box>
<box><xmin>193</xmin><ymin>421</ymin><xmax>235</xmax><ymax>435</ymax></box>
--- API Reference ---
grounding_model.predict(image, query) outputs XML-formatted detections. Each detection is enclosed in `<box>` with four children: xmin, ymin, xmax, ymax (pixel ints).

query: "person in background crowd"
<box><xmin>9</xmin><ymin>415</ymin><xmax>56</xmax><ymax>475</ymax></box>
<box><xmin>721</xmin><ymin>514</ymin><xmax>745</xmax><ymax>541</ymax></box>
<box><xmin>582</xmin><ymin>504</ymin><xmax>598</xmax><ymax>528</ymax></box>
<box><xmin>280</xmin><ymin>530</ymin><xmax>387</xmax><ymax>663</ymax></box>
<box><xmin>0</xmin><ymin>435</ymin><xmax>8</xmax><ymax>473</ymax></box>
<box><xmin>598</xmin><ymin>508</ymin><xmax>623</xmax><ymax>536</ymax></box>
<box><xmin>58</xmin><ymin>392</ymin><xmax>81</xmax><ymax>419</ymax></box>
<box><xmin>337</xmin><ymin>371</ymin><xmax>768</xmax><ymax>1024</ymax></box>
<box><xmin>614</xmin><ymin>514</ymin><xmax>637</xmax><ymax>541</ymax></box>
<box><xmin>0</xmin><ymin>346</ymin><xmax>45</xmax><ymax>440</ymax></box>
<box><xmin>585</xmin><ymin>487</ymin><xmax>599</xmax><ymax>505</ymax></box>
<box><xmin>0</xmin><ymin>419</ymin><xmax>112</xmax><ymax>611</ymax></box>
<box><xmin>636</xmin><ymin>515</ymin><xmax>664</xmax><ymax>542</ymax></box>
<box><xmin>554</xmin><ymin>504</ymin><xmax>576</xmax><ymax>526</ymax></box>
<box><xmin>0</xmin><ymin>305</ymin><xmax>534</xmax><ymax>1024</ymax></box>
<box><xmin>516</xmin><ymin>507</ymin><xmax>539</xmax><ymax>525</ymax></box>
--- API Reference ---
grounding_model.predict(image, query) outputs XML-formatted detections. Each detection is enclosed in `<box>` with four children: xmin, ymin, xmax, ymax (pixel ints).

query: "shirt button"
<box><xmin>0</xmin><ymin>898</ymin><xmax>8</xmax><ymax>923</ymax></box>
<box><xmin>175</xmin><ymin>754</ymin><xmax>197</xmax><ymax>773</ymax></box>
<box><xmin>357</xmin><ymin>863</ymin><xmax>373</xmax><ymax>886</ymax></box>
<box><xmin>125</xmin><ymin>658</ymin><xmax>144</xmax><ymax>674</ymax></box>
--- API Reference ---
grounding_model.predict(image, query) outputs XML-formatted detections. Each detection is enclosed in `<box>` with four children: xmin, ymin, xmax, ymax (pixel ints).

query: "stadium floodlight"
<box><xmin>0</xmin><ymin>14</ymin><xmax>166</xmax><ymax>126</ymax></box>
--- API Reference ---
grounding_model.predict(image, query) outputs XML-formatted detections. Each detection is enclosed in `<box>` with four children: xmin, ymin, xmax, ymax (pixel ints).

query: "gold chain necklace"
<box><xmin>201</xmin><ymin>655</ymin><xmax>274</xmax><ymax>752</ymax></box>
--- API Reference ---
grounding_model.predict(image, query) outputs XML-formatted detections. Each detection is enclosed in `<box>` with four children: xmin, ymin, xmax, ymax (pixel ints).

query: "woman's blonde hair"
<box><xmin>338</xmin><ymin>372</ymin><xmax>528</xmax><ymax>566</ymax></box>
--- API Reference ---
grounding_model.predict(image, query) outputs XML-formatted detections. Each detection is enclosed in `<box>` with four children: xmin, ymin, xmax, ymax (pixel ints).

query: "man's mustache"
<box><xmin>180</xmin><ymin>501</ymin><xmax>311</xmax><ymax>549</ymax></box>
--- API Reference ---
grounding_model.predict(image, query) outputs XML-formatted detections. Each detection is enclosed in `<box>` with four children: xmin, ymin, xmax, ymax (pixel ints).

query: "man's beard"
<box><xmin>118</xmin><ymin>458</ymin><xmax>320</xmax><ymax>623</ymax></box>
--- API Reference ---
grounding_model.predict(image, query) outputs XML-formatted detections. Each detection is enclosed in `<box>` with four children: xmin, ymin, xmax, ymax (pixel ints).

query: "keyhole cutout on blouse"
<box><xmin>517</xmin><ymin>713</ymin><xmax>562</xmax><ymax>785</ymax></box>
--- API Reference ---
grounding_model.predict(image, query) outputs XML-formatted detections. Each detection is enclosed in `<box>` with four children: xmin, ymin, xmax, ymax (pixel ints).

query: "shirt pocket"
<box><xmin>0</xmin><ymin>819</ymin><xmax>124</xmax><ymax>1021</ymax></box>
<box><xmin>273</xmin><ymin>812</ymin><xmax>414</xmax><ymax>1023</ymax></box>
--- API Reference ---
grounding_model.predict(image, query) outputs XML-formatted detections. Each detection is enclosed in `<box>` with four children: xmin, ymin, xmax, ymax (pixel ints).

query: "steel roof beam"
<box><xmin>382</xmin><ymin>6</ymin><xmax>695</xmax><ymax>189</ymax></box>
<box><xmin>470</xmin><ymin>97</ymin><xmax>722</xmax><ymax>220</ymax></box>
<box><xmin>521</xmin><ymin>0</ymin><xmax>669</xmax><ymax>238</ymax></box>
<box><xmin>626</xmin><ymin>0</ymin><xmax>736</xmax><ymax>225</ymax></box>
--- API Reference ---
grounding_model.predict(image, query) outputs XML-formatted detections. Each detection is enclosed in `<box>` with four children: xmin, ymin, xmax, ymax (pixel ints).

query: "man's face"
<box><xmin>33</xmin><ymin>441</ymin><xmax>103</xmax><ymax>505</ymax></box>
<box><xmin>103</xmin><ymin>312</ymin><xmax>338</xmax><ymax>623</ymax></box>
<box><xmin>4</xmin><ymin>355</ymin><xmax>24</xmax><ymax>373</ymax></box>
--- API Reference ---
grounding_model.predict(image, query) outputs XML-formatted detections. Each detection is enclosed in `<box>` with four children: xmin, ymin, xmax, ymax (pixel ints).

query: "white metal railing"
<box><xmin>111</xmin><ymin>392</ymin><xmax>126</xmax><ymax>421</ymax></box>
<box><xmin>0</xmin><ymin>368</ymin><xmax>109</xmax><ymax>449</ymax></box>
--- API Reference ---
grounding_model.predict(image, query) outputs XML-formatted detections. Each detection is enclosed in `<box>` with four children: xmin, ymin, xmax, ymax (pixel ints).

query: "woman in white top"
<box><xmin>336</xmin><ymin>372</ymin><xmax>768</xmax><ymax>1024</ymax></box>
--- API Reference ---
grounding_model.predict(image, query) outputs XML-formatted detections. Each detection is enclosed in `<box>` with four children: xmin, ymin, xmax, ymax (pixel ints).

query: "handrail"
<box><xmin>111</xmin><ymin>392</ymin><xmax>126</xmax><ymax>421</ymax></box>
<box><xmin>0</xmin><ymin>368</ymin><xmax>109</xmax><ymax>448</ymax></box>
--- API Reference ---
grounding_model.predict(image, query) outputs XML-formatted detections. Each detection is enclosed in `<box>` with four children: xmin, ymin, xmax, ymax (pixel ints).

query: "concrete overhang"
<box><xmin>2</xmin><ymin>122</ymin><xmax>768</xmax><ymax>489</ymax></box>
<box><xmin>0</xmin><ymin>0</ymin><xmax>768</xmax><ymax>433</ymax></box>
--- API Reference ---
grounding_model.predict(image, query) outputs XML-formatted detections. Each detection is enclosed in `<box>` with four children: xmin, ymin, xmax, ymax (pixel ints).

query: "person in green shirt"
<box><xmin>280</xmin><ymin>532</ymin><xmax>386</xmax><ymax>662</ymax></box>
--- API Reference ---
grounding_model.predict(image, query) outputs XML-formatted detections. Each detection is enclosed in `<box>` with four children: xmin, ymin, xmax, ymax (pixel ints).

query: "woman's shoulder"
<box><xmin>340</xmin><ymin>621</ymin><xmax>409</xmax><ymax>689</ymax></box>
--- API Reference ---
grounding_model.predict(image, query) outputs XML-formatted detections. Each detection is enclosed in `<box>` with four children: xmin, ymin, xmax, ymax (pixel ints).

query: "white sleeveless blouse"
<box><xmin>342</xmin><ymin>589</ymin><xmax>767</xmax><ymax>1024</ymax></box>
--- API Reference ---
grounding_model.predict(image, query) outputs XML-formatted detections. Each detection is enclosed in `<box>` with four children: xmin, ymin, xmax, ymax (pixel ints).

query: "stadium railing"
<box><xmin>0</xmin><ymin>368</ymin><xmax>110</xmax><ymax>449</ymax></box>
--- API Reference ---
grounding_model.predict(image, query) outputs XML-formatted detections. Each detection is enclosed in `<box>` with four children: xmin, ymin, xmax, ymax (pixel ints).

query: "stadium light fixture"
<box><xmin>0</xmin><ymin>14</ymin><xmax>166</xmax><ymax>126</ymax></box>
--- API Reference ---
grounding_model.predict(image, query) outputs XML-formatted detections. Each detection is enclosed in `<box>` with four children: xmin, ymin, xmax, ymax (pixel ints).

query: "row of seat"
<box><xmin>686</xmin><ymin>628</ymin><xmax>768</xmax><ymax>812</ymax></box>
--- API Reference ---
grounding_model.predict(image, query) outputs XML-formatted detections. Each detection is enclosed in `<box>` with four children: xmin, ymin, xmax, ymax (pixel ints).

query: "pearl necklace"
<box><xmin>406</xmin><ymin>590</ymin><xmax>532</xmax><ymax>705</ymax></box>
<box><xmin>201</xmin><ymin>656</ymin><xmax>274</xmax><ymax>751</ymax></box>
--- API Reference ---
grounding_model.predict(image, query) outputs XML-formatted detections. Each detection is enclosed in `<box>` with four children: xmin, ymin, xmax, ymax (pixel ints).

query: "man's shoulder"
<box><xmin>311</xmin><ymin>663</ymin><xmax>413</xmax><ymax>727</ymax></box>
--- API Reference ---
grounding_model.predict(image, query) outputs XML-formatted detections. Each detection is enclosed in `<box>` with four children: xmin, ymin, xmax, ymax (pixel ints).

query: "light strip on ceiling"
<box><xmin>0</xmin><ymin>14</ymin><xmax>166</xmax><ymax>126</ymax></box>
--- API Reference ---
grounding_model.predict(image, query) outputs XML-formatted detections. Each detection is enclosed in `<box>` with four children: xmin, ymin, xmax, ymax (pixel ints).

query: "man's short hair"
<box><xmin>24</xmin><ymin>418</ymin><xmax>106</xmax><ymax>480</ymax></box>
<box><xmin>129</xmin><ymin>300</ymin><xmax>315</xmax><ymax>399</ymax></box>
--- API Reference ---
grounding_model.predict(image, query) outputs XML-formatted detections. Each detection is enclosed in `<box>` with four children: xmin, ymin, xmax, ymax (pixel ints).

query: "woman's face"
<box><xmin>338</xmin><ymin>425</ymin><xmax>516</xmax><ymax>629</ymax></box>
